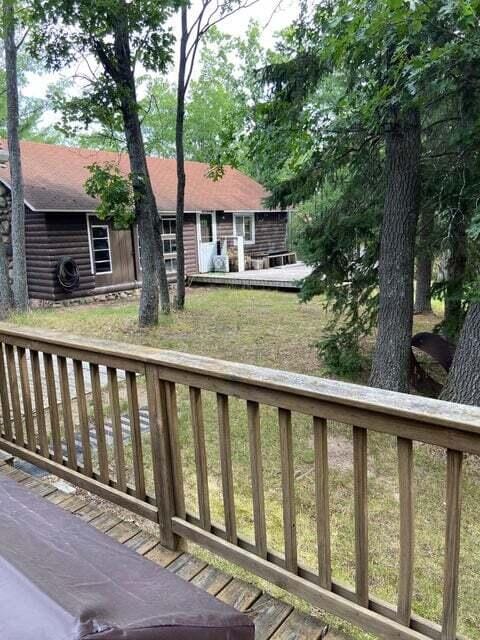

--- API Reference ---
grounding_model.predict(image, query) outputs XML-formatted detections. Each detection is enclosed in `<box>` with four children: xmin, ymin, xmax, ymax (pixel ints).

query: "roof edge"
<box><xmin>0</xmin><ymin>178</ymin><xmax>38</xmax><ymax>212</ymax></box>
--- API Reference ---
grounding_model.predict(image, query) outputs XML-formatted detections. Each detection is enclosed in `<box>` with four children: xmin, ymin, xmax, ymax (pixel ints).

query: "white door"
<box><xmin>196</xmin><ymin>212</ymin><xmax>217</xmax><ymax>273</ymax></box>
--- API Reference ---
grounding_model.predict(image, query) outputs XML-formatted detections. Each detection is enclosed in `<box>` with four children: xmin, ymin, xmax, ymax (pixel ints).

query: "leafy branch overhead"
<box><xmin>84</xmin><ymin>162</ymin><xmax>135</xmax><ymax>229</ymax></box>
<box><xmin>27</xmin><ymin>0</ymin><xmax>183</xmax><ymax>133</ymax></box>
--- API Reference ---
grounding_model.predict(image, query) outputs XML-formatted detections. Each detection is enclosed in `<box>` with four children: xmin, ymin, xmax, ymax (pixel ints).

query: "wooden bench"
<box><xmin>266</xmin><ymin>252</ymin><xmax>297</xmax><ymax>268</ymax></box>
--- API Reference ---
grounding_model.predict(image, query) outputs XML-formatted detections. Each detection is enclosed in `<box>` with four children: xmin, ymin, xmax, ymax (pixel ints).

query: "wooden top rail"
<box><xmin>1</xmin><ymin>323</ymin><xmax>479</xmax><ymax>434</ymax></box>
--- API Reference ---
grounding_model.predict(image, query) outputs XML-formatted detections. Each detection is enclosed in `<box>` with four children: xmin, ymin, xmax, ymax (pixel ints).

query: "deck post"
<box><xmin>145</xmin><ymin>364</ymin><xmax>180</xmax><ymax>550</ymax></box>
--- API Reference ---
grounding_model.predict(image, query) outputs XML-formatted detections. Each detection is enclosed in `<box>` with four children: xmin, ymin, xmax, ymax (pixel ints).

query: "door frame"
<box><xmin>196</xmin><ymin>211</ymin><xmax>217</xmax><ymax>272</ymax></box>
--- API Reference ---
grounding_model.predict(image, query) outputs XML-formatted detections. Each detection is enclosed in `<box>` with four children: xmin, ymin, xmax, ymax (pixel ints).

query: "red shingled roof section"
<box><xmin>0</xmin><ymin>140</ymin><xmax>271</xmax><ymax>212</ymax></box>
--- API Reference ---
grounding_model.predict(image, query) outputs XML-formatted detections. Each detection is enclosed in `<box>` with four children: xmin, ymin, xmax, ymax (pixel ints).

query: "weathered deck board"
<box><xmin>0</xmin><ymin>458</ymin><xmax>332</xmax><ymax>640</ymax></box>
<box><xmin>45</xmin><ymin>490</ymin><xmax>72</xmax><ymax>505</ymax></box>
<box><xmin>21</xmin><ymin>477</ymin><xmax>57</xmax><ymax>497</ymax></box>
<box><xmin>191</xmin><ymin>565</ymin><xmax>232</xmax><ymax>595</ymax></box>
<box><xmin>75</xmin><ymin>502</ymin><xmax>104</xmax><ymax>523</ymax></box>
<box><xmin>217</xmin><ymin>578</ymin><xmax>262</xmax><ymax>612</ymax></box>
<box><xmin>89</xmin><ymin>511</ymin><xmax>123</xmax><ymax>533</ymax></box>
<box><xmin>144</xmin><ymin>542</ymin><xmax>182</xmax><ymax>568</ymax></box>
<box><xmin>59</xmin><ymin>495</ymin><xmax>88</xmax><ymax>513</ymax></box>
<box><xmin>271</xmin><ymin>610</ymin><xmax>329</xmax><ymax>640</ymax></box>
<box><xmin>107</xmin><ymin>520</ymin><xmax>140</xmax><ymax>544</ymax></box>
<box><xmin>249</xmin><ymin>594</ymin><xmax>293</xmax><ymax>640</ymax></box>
<box><xmin>124</xmin><ymin>531</ymin><xmax>159</xmax><ymax>556</ymax></box>
<box><xmin>168</xmin><ymin>553</ymin><xmax>208</xmax><ymax>581</ymax></box>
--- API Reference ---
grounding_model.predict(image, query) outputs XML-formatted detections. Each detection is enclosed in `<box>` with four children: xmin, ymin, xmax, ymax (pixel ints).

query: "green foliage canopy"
<box><xmin>84</xmin><ymin>162</ymin><xmax>135</xmax><ymax>229</ymax></box>
<box><xmin>249</xmin><ymin>0</ymin><xmax>480</xmax><ymax>372</ymax></box>
<box><xmin>27</xmin><ymin>0</ymin><xmax>183</xmax><ymax>135</ymax></box>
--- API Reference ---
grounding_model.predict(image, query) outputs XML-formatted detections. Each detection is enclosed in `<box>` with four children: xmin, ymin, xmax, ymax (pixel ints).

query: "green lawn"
<box><xmin>10</xmin><ymin>288</ymin><xmax>480</xmax><ymax>640</ymax></box>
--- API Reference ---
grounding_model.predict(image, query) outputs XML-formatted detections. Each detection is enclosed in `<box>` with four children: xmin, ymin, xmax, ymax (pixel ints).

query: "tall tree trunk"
<box><xmin>0</xmin><ymin>238</ymin><xmax>12</xmax><ymax>319</ymax></box>
<box><xmin>113</xmin><ymin>11</ymin><xmax>170</xmax><ymax>324</ymax></box>
<box><xmin>414</xmin><ymin>206</ymin><xmax>433</xmax><ymax>314</ymax></box>
<box><xmin>440</xmin><ymin>303</ymin><xmax>480</xmax><ymax>406</ymax></box>
<box><xmin>442</xmin><ymin>80</ymin><xmax>475</xmax><ymax>340</ymax></box>
<box><xmin>175</xmin><ymin>6</ymin><xmax>188</xmax><ymax>311</ymax></box>
<box><xmin>443</xmin><ymin>210</ymin><xmax>467</xmax><ymax>339</ymax></box>
<box><xmin>3</xmin><ymin>0</ymin><xmax>28</xmax><ymax>312</ymax></box>
<box><xmin>121</xmin><ymin>97</ymin><xmax>161</xmax><ymax>326</ymax></box>
<box><xmin>369</xmin><ymin>108</ymin><xmax>421</xmax><ymax>392</ymax></box>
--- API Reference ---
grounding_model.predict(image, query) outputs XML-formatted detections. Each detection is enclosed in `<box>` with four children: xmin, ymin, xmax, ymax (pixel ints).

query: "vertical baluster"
<box><xmin>0</xmin><ymin>343</ymin><xmax>12</xmax><ymax>439</ymax></box>
<box><xmin>247</xmin><ymin>400</ymin><xmax>267</xmax><ymax>559</ymax></box>
<box><xmin>217</xmin><ymin>393</ymin><xmax>237</xmax><ymax>544</ymax></box>
<box><xmin>279</xmin><ymin>408</ymin><xmax>297</xmax><ymax>573</ymax></box>
<box><xmin>314</xmin><ymin>417</ymin><xmax>331</xmax><ymax>589</ymax></box>
<box><xmin>165</xmin><ymin>381</ymin><xmax>185</xmax><ymax>518</ymax></box>
<box><xmin>30</xmin><ymin>350</ymin><xmax>48</xmax><ymax>456</ymax></box>
<box><xmin>5</xmin><ymin>344</ymin><xmax>23</xmax><ymax>445</ymax></box>
<box><xmin>146</xmin><ymin>365</ymin><xmax>178</xmax><ymax>550</ymax></box>
<box><xmin>353</xmin><ymin>425</ymin><xmax>369</xmax><ymax>607</ymax></box>
<box><xmin>90</xmin><ymin>363</ymin><xmax>109</xmax><ymax>483</ymax></box>
<box><xmin>126</xmin><ymin>371</ymin><xmax>146</xmax><ymax>499</ymax></box>
<box><xmin>73</xmin><ymin>360</ymin><xmax>93</xmax><ymax>477</ymax></box>
<box><xmin>17</xmin><ymin>347</ymin><xmax>35</xmax><ymax>450</ymax></box>
<box><xmin>107</xmin><ymin>367</ymin><xmax>126</xmax><ymax>492</ymax></box>
<box><xmin>441</xmin><ymin>449</ymin><xmax>463</xmax><ymax>640</ymax></box>
<box><xmin>397</xmin><ymin>437</ymin><xmax>414</xmax><ymax>625</ymax></box>
<box><xmin>58</xmin><ymin>356</ymin><xmax>77</xmax><ymax>469</ymax></box>
<box><xmin>189</xmin><ymin>386</ymin><xmax>211</xmax><ymax>530</ymax></box>
<box><xmin>43</xmin><ymin>353</ymin><xmax>62</xmax><ymax>463</ymax></box>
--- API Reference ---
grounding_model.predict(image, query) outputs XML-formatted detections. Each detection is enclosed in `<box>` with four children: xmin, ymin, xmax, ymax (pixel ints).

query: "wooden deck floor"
<box><xmin>0</xmin><ymin>456</ymin><xmax>333</xmax><ymax>640</ymax></box>
<box><xmin>190</xmin><ymin>263</ymin><xmax>313</xmax><ymax>291</ymax></box>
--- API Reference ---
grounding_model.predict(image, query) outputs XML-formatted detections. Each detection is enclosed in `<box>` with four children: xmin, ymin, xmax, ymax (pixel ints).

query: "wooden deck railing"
<box><xmin>0</xmin><ymin>324</ymin><xmax>479</xmax><ymax>640</ymax></box>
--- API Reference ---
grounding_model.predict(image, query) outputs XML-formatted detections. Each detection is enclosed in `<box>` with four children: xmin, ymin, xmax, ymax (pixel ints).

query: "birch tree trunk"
<box><xmin>440</xmin><ymin>303</ymin><xmax>480</xmax><ymax>406</ymax></box>
<box><xmin>369</xmin><ymin>108</ymin><xmax>421</xmax><ymax>392</ymax></box>
<box><xmin>3</xmin><ymin>0</ymin><xmax>28</xmax><ymax>312</ymax></box>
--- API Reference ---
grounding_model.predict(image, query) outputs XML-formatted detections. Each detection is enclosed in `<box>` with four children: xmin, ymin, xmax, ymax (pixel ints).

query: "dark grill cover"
<box><xmin>0</xmin><ymin>474</ymin><xmax>254</xmax><ymax>639</ymax></box>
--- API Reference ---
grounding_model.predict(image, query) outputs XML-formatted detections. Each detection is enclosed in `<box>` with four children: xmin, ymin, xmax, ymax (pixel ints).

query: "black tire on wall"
<box><xmin>56</xmin><ymin>256</ymin><xmax>80</xmax><ymax>293</ymax></box>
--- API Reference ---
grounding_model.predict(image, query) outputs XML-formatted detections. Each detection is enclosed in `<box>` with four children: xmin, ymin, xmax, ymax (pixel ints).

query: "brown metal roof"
<box><xmin>0</xmin><ymin>140</ymin><xmax>271</xmax><ymax>212</ymax></box>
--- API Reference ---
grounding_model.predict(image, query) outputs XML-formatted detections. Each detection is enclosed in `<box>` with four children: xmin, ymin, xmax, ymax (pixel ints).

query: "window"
<box><xmin>234</xmin><ymin>213</ymin><xmax>255</xmax><ymax>244</ymax></box>
<box><xmin>161</xmin><ymin>216</ymin><xmax>177</xmax><ymax>273</ymax></box>
<box><xmin>90</xmin><ymin>224</ymin><xmax>112</xmax><ymax>274</ymax></box>
<box><xmin>165</xmin><ymin>257</ymin><xmax>177</xmax><ymax>273</ymax></box>
<box><xmin>138</xmin><ymin>216</ymin><xmax>178</xmax><ymax>273</ymax></box>
<box><xmin>162</xmin><ymin>217</ymin><xmax>176</xmax><ymax>236</ymax></box>
<box><xmin>200</xmin><ymin>213</ymin><xmax>213</xmax><ymax>243</ymax></box>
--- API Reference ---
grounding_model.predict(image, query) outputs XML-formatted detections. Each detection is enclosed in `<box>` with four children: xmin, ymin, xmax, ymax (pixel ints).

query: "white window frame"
<box><xmin>233</xmin><ymin>212</ymin><xmax>255</xmax><ymax>245</ymax></box>
<box><xmin>136</xmin><ymin>214</ymin><xmax>178</xmax><ymax>273</ymax></box>
<box><xmin>161</xmin><ymin>215</ymin><xmax>177</xmax><ymax>273</ymax></box>
<box><xmin>87</xmin><ymin>215</ymin><xmax>112</xmax><ymax>275</ymax></box>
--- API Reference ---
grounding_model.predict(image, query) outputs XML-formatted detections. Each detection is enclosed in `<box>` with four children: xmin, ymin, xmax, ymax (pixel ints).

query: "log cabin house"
<box><xmin>0</xmin><ymin>141</ymin><xmax>290</xmax><ymax>302</ymax></box>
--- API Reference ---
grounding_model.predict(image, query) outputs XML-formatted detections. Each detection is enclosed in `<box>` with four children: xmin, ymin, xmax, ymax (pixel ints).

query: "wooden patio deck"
<box><xmin>190</xmin><ymin>262</ymin><xmax>313</xmax><ymax>290</ymax></box>
<box><xmin>0</xmin><ymin>455</ymin><xmax>332</xmax><ymax>640</ymax></box>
